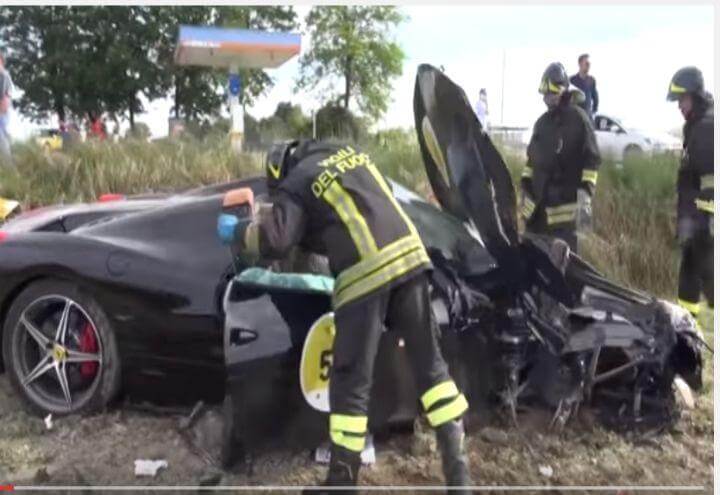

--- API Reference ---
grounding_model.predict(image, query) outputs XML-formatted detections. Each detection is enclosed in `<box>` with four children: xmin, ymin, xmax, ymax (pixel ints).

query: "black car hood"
<box><xmin>413</xmin><ymin>64</ymin><xmax>519</xmax><ymax>267</ymax></box>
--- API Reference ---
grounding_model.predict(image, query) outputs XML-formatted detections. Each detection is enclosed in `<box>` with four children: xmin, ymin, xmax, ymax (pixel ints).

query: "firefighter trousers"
<box><xmin>327</xmin><ymin>273</ymin><xmax>468</xmax><ymax>453</ymax></box>
<box><xmin>678</xmin><ymin>232</ymin><xmax>714</xmax><ymax>316</ymax></box>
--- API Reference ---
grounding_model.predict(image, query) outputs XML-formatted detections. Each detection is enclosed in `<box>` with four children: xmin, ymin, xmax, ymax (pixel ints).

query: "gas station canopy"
<box><xmin>174</xmin><ymin>25</ymin><xmax>301</xmax><ymax>69</ymax></box>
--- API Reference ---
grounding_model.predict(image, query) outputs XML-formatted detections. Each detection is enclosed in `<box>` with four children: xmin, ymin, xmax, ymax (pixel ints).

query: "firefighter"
<box><xmin>218</xmin><ymin>140</ymin><xmax>472</xmax><ymax>493</ymax></box>
<box><xmin>666</xmin><ymin>66</ymin><xmax>714</xmax><ymax>323</ymax></box>
<box><xmin>520</xmin><ymin>62</ymin><xmax>601</xmax><ymax>252</ymax></box>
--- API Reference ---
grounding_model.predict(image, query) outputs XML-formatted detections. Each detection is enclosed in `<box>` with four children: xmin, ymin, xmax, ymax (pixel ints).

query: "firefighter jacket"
<box><xmin>520</xmin><ymin>101</ymin><xmax>601</xmax><ymax>228</ymax></box>
<box><xmin>246</xmin><ymin>141</ymin><xmax>431</xmax><ymax>309</ymax></box>
<box><xmin>678</xmin><ymin>100</ymin><xmax>714</xmax><ymax>231</ymax></box>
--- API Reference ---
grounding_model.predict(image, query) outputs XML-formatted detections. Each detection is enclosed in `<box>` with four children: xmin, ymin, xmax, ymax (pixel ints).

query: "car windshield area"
<box><xmin>594</xmin><ymin>115</ymin><xmax>624</xmax><ymax>132</ymax></box>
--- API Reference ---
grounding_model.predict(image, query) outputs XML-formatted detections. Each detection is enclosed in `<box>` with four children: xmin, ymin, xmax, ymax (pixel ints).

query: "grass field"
<box><xmin>0</xmin><ymin>135</ymin><xmax>713</xmax><ymax>489</ymax></box>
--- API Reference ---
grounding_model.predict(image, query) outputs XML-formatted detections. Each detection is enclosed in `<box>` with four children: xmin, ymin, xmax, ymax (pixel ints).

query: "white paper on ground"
<box><xmin>134</xmin><ymin>459</ymin><xmax>168</xmax><ymax>477</ymax></box>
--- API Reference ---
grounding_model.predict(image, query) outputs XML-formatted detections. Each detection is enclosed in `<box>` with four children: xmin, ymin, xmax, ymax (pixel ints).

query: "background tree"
<box><xmin>297</xmin><ymin>6</ymin><xmax>405</xmax><ymax>121</ymax></box>
<box><xmin>0</xmin><ymin>6</ymin><xmax>167</xmax><ymax>127</ymax></box>
<box><xmin>0</xmin><ymin>6</ymin><xmax>298</xmax><ymax>128</ymax></box>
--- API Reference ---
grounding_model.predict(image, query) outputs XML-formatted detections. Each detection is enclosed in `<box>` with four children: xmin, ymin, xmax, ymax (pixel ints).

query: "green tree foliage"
<box><xmin>0</xmin><ymin>6</ymin><xmax>166</xmax><ymax>126</ymax></box>
<box><xmin>243</xmin><ymin>101</ymin><xmax>312</xmax><ymax>150</ymax></box>
<box><xmin>315</xmin><ymin>104</ymin><xmax>366</xmax><ymax>141</ymax></box>
<box><xmin>298</xmin><ymin>6</ymin><xmax>405</xmax><ymax>121</ymax></box>
<box><xmin>0</xmin><ymin>6</ymin><xmax>298</xmax><ymax>128</ymax></box>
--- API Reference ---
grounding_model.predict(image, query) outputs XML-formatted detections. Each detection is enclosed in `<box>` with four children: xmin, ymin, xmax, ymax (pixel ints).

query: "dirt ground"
<box><xmin>0</xmin><ymin>313</ymin><xmax>714</xmax><ymax>493</ymax></box>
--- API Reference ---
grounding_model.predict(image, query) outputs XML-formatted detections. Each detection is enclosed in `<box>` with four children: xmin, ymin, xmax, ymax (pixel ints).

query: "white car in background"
<box><xmin>518</xmin><ymin>114</ymin><xmax>682</xmax><ymax>163</ymax></box>
<box><xmin>593</xmin><ymin>114</ymin><xmax>682</xmax><ymax>162</ymax></box>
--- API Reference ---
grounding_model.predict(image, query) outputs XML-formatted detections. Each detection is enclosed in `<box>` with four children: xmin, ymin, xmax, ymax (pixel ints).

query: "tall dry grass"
<box><xmin>0</xmin><ymin>135</ymin><xmax>683</xmax><ymax>298</ymax></box>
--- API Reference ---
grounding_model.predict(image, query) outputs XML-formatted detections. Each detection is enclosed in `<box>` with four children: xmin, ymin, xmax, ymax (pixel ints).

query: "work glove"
<box><xmin>217</xmin><ymin>213</ymin><xmax>253</xmax><ymax>246</ymax></box>
<box><xmin>576</xmin><ymin>188</ymin><xmax>592</xmax><ymax>233</ymax></box>
<box><xmin>677</xmin><ymin>217</ymin><xmax>696</xmax><ymax>247</ymax></box>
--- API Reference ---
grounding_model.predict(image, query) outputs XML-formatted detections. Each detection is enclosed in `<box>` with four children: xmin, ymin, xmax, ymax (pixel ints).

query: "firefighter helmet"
<box><xmin>667</xmin><ymin>66</ymin><xmax>705</xmax><ymax>101</ymax></box>
<box><xmin>266</xmin><ymin>140</ymin><xmax>300</xmax><ymax>191</ymax></box>
<box><xmin>538</xmin><ymin>62</ymin><xmax>569</xmax><ymax>95</ymax></box>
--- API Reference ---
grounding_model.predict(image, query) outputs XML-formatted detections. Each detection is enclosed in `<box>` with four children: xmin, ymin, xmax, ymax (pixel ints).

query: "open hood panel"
<box><xmin>413</xmin><ymin>64</ymin><xmax>519</xmax><ymax>265</ymax></box>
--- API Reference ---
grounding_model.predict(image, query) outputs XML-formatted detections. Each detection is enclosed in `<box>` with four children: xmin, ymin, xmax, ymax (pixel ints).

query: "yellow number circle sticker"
<box><xmin>300</xmin><ymin>312</ymin><xmax>336</xmax><ymax>412</ymax></box>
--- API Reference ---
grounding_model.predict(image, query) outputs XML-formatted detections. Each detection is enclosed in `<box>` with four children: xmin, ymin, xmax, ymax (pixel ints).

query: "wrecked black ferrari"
<box><xmin>0</xmin><ymin>64</ymin><xmax>704</xmax><ymax>466</ymax></box>
<box><xmin>219</xmin><ymin>64</ymin><xmax>705</xmax><ymax>463</ymax></box>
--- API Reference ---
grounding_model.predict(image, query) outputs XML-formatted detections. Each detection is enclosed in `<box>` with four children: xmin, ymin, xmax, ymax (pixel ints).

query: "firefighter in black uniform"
<box><xmin>218</xmin><ymin>140</ymin><xmax>472</xmax><ymax>492</ymax></box>
<box><xmin>521</xmin><ymin>62</ymin><xmax>602</xmax><ymax>252</ymax></box>
<box><xmin>666</xmin><ymin>67</ymin><xmax>714</xmax><ymax>322</ymax></box>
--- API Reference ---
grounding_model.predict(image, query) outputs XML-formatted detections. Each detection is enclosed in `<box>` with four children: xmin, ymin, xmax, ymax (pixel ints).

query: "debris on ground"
<box><xmin>538</xmin><ymin>464</ymin><xmax>553</xmax><ymax>478</ymax></box>
<box><xmin>43</xmin><ymin>414</ymin><xmax>53</xmax><ymax>431</ymax></box>
<box><xmin>134</xmin><ymin>459</ymin><xmax>168</xmax><ymax>477</ymax></box>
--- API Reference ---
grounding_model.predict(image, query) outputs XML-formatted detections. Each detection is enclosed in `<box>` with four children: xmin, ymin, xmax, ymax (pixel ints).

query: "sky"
<box><xmin>7</xmin><ymin>4</ymin><xmax>715</xmax><ymax>140</ymax></box>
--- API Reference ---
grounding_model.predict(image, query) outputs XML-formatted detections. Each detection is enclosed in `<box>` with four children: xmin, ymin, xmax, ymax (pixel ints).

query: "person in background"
<box><xmin>0</xmin><ymin>50</ymin><xmax>14</xmax><ymax>166</ymax></box>
<box><xmin>87</xmin><ymin>112</ymin><xmax>107</xmax><ymax>141</ymax></box>
<box><xmin>666</xmin><ymin>66</ymin><xmax>714</xmax><ymax>326</ymax></box>
<box><xmin>521</xmin><ymin>62</ymin><xmax>601</xmax><ymax>252</ymax></box>
<box><xmin>570</xmin><ymin>54</ymin><xmax>599</xmax><ymax>118</ymax></box>
<box><xmin>475</xmin><ymin>88</ymin><xmax>489</xmax><ymax>130</ymax></box>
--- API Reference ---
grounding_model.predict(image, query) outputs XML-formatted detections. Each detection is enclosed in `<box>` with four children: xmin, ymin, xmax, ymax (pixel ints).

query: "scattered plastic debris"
<box><xmin>44</xmin><ymin>414</ymin><xmax>53</xmax><ymax>431</ymax></box>
<box><xmin>134</xmin><ymin>459</ymin><xmax>168</xmax><ymax>477</ymax></box>
<box><xmin>674</xmin><ymin>377</ymin><xmax>695</xmax><ymax>409</ymax></box>
<box><xmin>538</xmin><ymin>464</ymin><xmax>553</xmax><ymax>478</ymax></box>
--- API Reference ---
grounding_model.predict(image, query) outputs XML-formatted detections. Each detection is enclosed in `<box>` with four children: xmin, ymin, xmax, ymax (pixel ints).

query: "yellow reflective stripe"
<box><xmin>582</xmin><ymin>169</ymin><xmax>598</xmax><ymax>185</ymax></box>
<box><xmin>678</xmin><ymin>299</ymin><xmax>701</xmax><ymax>316</ymax></box>
<box><xmin>547</xmin><ymin>80</ymin><xmax>563</xmax><ymax>94</ymax></box>
<box><xmin>330</xmin><ymin>430</ymin><xmax>366</xmax><ymax>452</ymax></box>
<box><xmin>669</xmin><ymin>82</ymin><xmax>686</xmax><ymax>94</ymax></box>
<box><xmin>700</xmin><ymin>174</ymin><xmax>713</xmax><ymax>190</ymax></box>
<box><xmin>547</xmin><ymin>212</ymin><xmax>576</xmax><ymax>225</ymax></box>
<box><xmin>695</xmin><ymin>199</ymin><xmax>714</xmax><ymax>214</ymax></box>
<box><xmin>546</xmin><ymin>203</ymin><xmax>577</xmax><ymax>215</ymax></box>
<box><xmin>335</xmin><ymin>235</ymin><xmax>425</xmax><ymax>295</ymax></box>
<box><xmin>421</xmin><ymin>380</ymin><xmax>459</xmax><ymax>410</ymax></box>
<box><xmin>522</xmin><ymin>165</ymin><xmax>533</xmax><ymax>178</ymax></box>
<box><xmin>333</xmin><ymin>248</ymin><xmax>430</xmax><ymax>309</ymax></box>
<box><xmin>426</xmin><ymin>394</ymin><xmax>469</xmax><ymax>427</ymax></box>
<box><xmin>323</xmin><ymin>181</ymin><xmax>378</xmax><ymax>258</ymax></box>
<box><xmin>364</xmin><ymin>161</ymin><xmax>421</xmax><ymax>238</ymax></box>
<box><xmin>330</xmin><ymin>414</ymin><xmax>368</xmax><ymax>434</ymax></box>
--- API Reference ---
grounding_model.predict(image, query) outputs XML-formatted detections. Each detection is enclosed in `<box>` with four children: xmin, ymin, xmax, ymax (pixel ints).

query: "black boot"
<box><xmin>435</xmin><ymin>419</ymin><xmax>473</xmax><ymax>494</ymax></box>
<box><xmin>305</xmin><ymin>445</ymin><xmax>361</xmax><ymax>495</ymax></box>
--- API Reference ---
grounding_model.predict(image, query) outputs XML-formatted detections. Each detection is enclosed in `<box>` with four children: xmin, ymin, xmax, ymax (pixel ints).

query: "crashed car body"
<box><xmin>0</xmin><ymin>65</ymin><xmax>703</xmax><ymax>464</ymax></box>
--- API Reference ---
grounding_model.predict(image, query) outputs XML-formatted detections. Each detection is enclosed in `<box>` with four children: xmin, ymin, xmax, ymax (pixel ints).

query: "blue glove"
<box><xmin>218</xmin><ymin>213</ymin><xmax>240</xmax><ymax>245</ymax></box>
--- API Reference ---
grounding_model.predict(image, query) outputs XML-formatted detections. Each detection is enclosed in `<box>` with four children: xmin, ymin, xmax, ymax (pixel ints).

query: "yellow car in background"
<box><xmin>0</xmin><ymin>197</ymin><xmax>20</xmax><ymax>223</ymax></box>
<box><xmin>35</xmin><ymin>128</ymin><xmax>63</xmax><ymax>151</ymax></box>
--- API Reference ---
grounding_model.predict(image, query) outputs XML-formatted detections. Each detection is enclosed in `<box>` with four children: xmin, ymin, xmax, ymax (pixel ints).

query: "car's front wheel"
<box><xmin>2</xmin><ymin>279</ymin><xmax>121</xmax><ymax>416</ymax></box>
<box><xmin>623</xmin><ymin>144</ymin><xmax>643</xmax><ymax>163</ymax></box>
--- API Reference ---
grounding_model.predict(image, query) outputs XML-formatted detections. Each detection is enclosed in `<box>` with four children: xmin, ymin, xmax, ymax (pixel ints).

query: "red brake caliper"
<box><xmin>79</xmin><ymin>322</ymin><xmax>99</xmax><ymax>377</ymax></box>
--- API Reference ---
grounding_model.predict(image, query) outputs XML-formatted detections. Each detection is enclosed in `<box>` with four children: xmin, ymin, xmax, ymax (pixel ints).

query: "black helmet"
<box><xmin>266</xmin><ymin>140</ymin><xmax>300</xmax><ymax>191</ymax></box>
<box><xmin>538</xmin><ymin>62</ymin><xmax>569</xmax><ymax>94</ymax></box>
<box><xmin>667</xmin><ymin>66</ymin><xmax>705</xmax><ymax>101</ymax></box>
